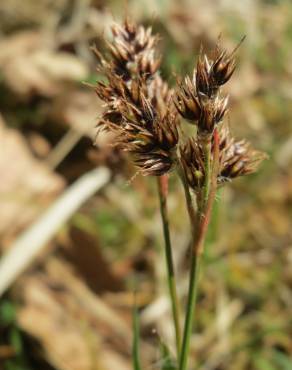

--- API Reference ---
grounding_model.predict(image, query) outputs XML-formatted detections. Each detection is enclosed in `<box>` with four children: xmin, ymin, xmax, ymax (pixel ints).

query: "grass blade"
<box><xmin>132</xmin><ymin>302</ymin><xmax>142</xmax><ymax>370</ymax></box>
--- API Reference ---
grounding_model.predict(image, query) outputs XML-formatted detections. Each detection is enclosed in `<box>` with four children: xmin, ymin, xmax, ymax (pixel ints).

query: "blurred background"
<box><xmin>0</xmin><ymin>0</ymin><xmax>291</xmax><ymax>369</ymax></box>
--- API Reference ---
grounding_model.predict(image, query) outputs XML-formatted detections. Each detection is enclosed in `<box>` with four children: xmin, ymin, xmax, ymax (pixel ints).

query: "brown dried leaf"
<box><xmin>0</xmin><ymin>31</ymin><xmax>88</xmax><ymax>97</ymax></box>
<box><xmin>17</xmin><ymin>257</ymin><xmax>135</xmax><ymax>370</ymax></box>
<box><xmin>50</xmin><ymin>90</ymin><xmax>98</xmax><ymax>137</ymax></box>
<box><xmin>0</xmin><ymin>115</ymin><xmax>64</xmax><ymax>240</ymax></box>
<box><xmin>63</xmin><ymin>227</ymin><xmax>124</xmax><ymax>293</ymax></box>
<box><xmin>18</xmin><ymin>277</ymin><xmax>102</xmax><ymax>370</ymax></box>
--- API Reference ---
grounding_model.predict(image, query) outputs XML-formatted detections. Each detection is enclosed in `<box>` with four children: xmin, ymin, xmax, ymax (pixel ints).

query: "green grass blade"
<box><xmin>159</xmin><ymin>339</ymin><xmax>177</xmax><ymax>370</ymax></box>
<box><xmin>272</xmin><ymin>350</ymin><xmax>292</xmax><ymax>369</ymax></box>
<box><xmin>132</xmin><ymin>303</ymin><xmax>142</xmax><ymax>370</ymax></box>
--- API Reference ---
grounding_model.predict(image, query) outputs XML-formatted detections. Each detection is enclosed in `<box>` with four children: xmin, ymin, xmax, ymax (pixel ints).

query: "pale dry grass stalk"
<box><xmin>0</xmin><ymin>167</ymin><xmax>110</xmax><ymax>297</ymax></box>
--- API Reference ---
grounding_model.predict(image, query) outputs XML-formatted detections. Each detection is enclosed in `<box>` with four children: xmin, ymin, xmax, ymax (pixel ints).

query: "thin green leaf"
<box><xmin>272</xmin><ymin>350</ymin><xmax>292</xmax><ymax>369</ymax></box>
<box><xmin>132</xmin><ymin>303</ymin><xmax>142</xmax><ymax>370</ymax></box>
<box><xmin>159</xmin><ymin>339</ymin><xmax>177</xmax><ymax>370</ymax></box>
<box><xmin>254</xmin><ymin>355</ymin><xmax>277</xmax><ymax>370</ymax></box>
<box><xmin>0</xmin><ymin>300</ymin><xmax>16</xmax><ymax>325</ymax></box>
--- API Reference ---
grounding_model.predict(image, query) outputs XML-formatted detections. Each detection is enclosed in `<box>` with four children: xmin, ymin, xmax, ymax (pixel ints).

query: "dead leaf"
<box><xmin>0</xmin><ymin>31</ymin><xmax>88</xmax><ymax>97</ymax></box>
<box><xmin>63</xmin><ymin>227</ymin><xmax>123</xmax><ymax>293</ymax></box>
<box><xmin>17</xmin><ymin>257</ymin><xmax>139</xmax><ymax>370</ymax></box>
<box><xmin>0</xmin><ymin>114</ymin><xmax>64</xmax><ymax>241</ymax></box>
<box><xmin>50</xmin><ymin>90</ymin><xmax>98</xmax><ymax>137</ymax></box>
<box><xmin>18</xmin><ymin>276</ymin><xmax>101</xmax><ymax>370</ymax></box>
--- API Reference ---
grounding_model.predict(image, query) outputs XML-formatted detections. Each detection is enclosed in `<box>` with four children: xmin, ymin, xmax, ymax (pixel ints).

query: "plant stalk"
<box><xmin>179</xmin><ymin>129</ymin><xmax>220</xmax><ymax>370</ymax></box>
<box><xmin>157</xmin><ymin>175</ymin><xmax>181</xmax><ymax>359</ymax></box>
<box><xmin>202</xmin><ymin>138</ymin><xmax>212</xmax><ymax>209</ymax></box>
<box><xmin>178</xmin><ymin>165</ymin><xmax>197</xmax><ymax>239</ymax></box>
<box><xmin>179</xmin><ymin>248</ymin><xmax>201</xmax><ymax>370</ymax></box>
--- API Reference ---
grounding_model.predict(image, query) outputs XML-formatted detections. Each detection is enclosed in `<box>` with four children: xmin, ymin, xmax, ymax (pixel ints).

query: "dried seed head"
<box><xmin>180</xmin><ymin>123</ymin><xmax>267</xmax><ymax>191</ymax></box>
<box><xmin>155</xmin><ymin>110</ymin><xmax>179</xmax><ymax>150</ymax></box>
<box><xmin>195</xmin><ymin>54</ymin><xmax>213</xmax><ymax>97</ymax></box>
<box><xmin>138</xmin><ymin>50</ymin><xmax>161</xmax><ymax>76</ymax></box>
<box><xmin>95</xmin><ymin>40</ymin><xmax>179</xmax><ymax>176</ymax></box>
<box><xmin>195</xmin><ymin>42</ymin><xmax>240</xmax><ymax>97</ymax></box>
<box><xmin>109</xmin><ymin>19</ymin><xmax>160</xmax><ymax>80</ymax></box>
<box><xmin>174</xmin><ymin>43</ymin><xmax>234</xmax><ymax>136</ymax></box>
<box><xmin>150</xmin><ymin>76</ymin><xmax>174</xmax><ymax>116</ymax></box>
<box><xmin>215</xmin><ymin>123</ymin><xmax>267</xmax><ymax>183</ymax></box>
<box><xmin>133</xmin><ymin>151</ymin><xmax>173</xmax><ymax>176</ymax></box>
<box><xmin>94</xmin><ymin>21</ymin><xmax>265</xmax><ymax>183</ymax></box>
<box><xmin>218</xmin><ymin>139</ymin><xmax>267</xmax><ymax>183</ymax></box>
<box><xmin>211</xmin><ymin>50</ymin><xmax>236</xmax><ymax>87</ymax></box>
<box><xmin>94</xmin><ymin>19</ymin><xmax>171</xmax><ymax>136</ymax></box>
<box><xmin>198</xmin><ymin>96</ymin><xmax>228</xmax><ymax>134</ymax></box>
<box><xmin>95</xmin><ymin>75</ymin><xmax>178</xmax><ymax>176</ymax></box>
<box><xmin>119</xmin><ymin>99</ymin><xmax>179</xmax><ymax>176</ymax></box>
<box><xmin>180</xmin><ymin>138</ymin><xmax>205</xmax><ymax>190</ymax></box>
<box><xmin>174</xmin><ymin>76</ymin><xmax>201</xmax><ymax>122</ymax></box>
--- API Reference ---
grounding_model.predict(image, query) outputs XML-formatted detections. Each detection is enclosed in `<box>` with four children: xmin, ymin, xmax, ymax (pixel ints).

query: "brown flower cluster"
<box><xmin>180</xmin><ymin>123</ymin><xmax>267</xmax><ymax>189</ymax></box>
<box><xmin>94</xmin><ymin>19</ymin><xmax>179</xmax><ymax>176</ymax></box>
<box><xmin>174</xmin><ymin>45</ymin><xmax>232</xmax><ymax>134</ymax></box>
<box><xmin>94</xmin><ymin>20</ymin><xmax>266</xmax><ymax>184</ymax></box>
<box><xmin>176</xmin><ymin>43</ymin><xmax>267</xmax><ymax>191</ymax></box>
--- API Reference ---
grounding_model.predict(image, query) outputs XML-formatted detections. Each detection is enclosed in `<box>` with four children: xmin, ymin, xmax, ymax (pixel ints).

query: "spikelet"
<box><xmin>93</xmin><ymin>20</ymin><xmax>266</xmax><ymax>183</ymax></box>
<box><xmin>175</xmin><ymin>37</ymin><xmax>266</xmax><ymax>191</ymax></box>
<box><xmin>94</xmin><ymin>19</ymin><xmax>178</xmax><ymax>176</ymax></box>
<box><xmin>217</xmin><ymin>124</ymin><xmax>268</xmax><ymax>183</ymax></box>
<box><xmin>180</xmin><ymin>123</ymin><xmax>267</xmax><ymax>190</ymax></box>
<box><xmin>174</xmin><ymin>42</ymin><xmax>234</xmax><ymax>135</ymax></box>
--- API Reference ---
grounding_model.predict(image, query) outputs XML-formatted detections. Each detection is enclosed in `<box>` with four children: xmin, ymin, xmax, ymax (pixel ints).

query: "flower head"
<box><xmin>94</xmin><ymin>20</ymin><xmax>178</xmax><ymax>176</ymax></box>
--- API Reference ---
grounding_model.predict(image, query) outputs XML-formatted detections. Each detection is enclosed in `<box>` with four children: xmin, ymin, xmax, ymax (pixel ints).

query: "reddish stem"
<box><xmin>159</xmin><ymin>173</ymin><xmax>169</xmax><ymax>198</ymax></box>
<box><xmin>195</xmin><ymin>128</ymin><xmax>220</xmax><ymax>255</ymax></box>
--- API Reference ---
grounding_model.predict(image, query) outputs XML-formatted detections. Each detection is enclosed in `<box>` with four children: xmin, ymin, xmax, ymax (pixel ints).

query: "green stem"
<box><xmin>179</xmin><ymin>249</ymin><xmax>201</xmax><ymax>370</ymax></box>
<box><xmin>202</xmin><ymin>139</ymin><xmax>211</xmax><ymax>209</ymax></box>
<box><xmin>157</xmin><ymin>175</ymin><xmax>181</xmax><ymax>359</ymax></box>
<box><xmin>178</xmin><ymin>165</ymin><xmax>197</xmax><ymax>239</ymax></box>
<box><xmin>179</xmin><ymin>131</ymin><xmax>219</xmax><ymax>370</ymax></box>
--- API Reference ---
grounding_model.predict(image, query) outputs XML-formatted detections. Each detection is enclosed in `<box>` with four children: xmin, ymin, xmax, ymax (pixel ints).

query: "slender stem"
<box><xmin>179</xmin><ymin>202</ymin><xmax>206</xmax><ymax>370</ymax></box>
<box><xmin>179</xmin><ymin>248</ymin><xmax>201</xmax><ymax>370</ymax></box>
<box><xmin>157</xmin><ymin>175</ymin><xmax>181</xmax><ymax>359</ymax></box>
<box><xmin>196</xmin><ymin>129</ymin><xmax>220</xmax><ymax>256</ymax></box>
<box><xmin>179</xmin><ymin>130</ymin><xmax>220</xmax><ymax>370</ymax></box>
<box><xmin>178</xmin><ymin>165</ymin><xmax>197</xmax><ymax>239</ymax></box>
<box><xmin>202</xmin><ymin>139</ymin><xmax>211</xmax><ymax>209</ymax></box>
